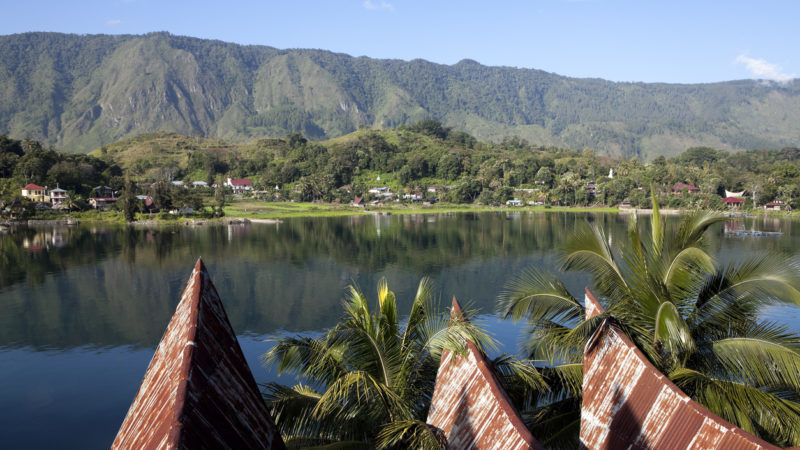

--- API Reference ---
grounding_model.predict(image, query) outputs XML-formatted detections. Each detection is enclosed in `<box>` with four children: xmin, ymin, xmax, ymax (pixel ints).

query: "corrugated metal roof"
<box><xmin>112</xmin><ymin>259</ymin><xmax>285</xmax><ymax>449</ymax></box>
<box><xmin>581</xmin><ymin>289</ymin><xmax>779</xmax><ymax>450</ymax></box>
<box><xmin>426</xmin><ymin>297</ymin><xmax>544</xmax><ymax>450</ymax></box>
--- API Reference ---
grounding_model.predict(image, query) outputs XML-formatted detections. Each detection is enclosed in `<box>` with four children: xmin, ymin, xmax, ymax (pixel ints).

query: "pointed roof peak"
<box><xmin>585</xmin><ymin>288</ymin><xmax>605</xmax><ymax>319</ymax></box>
<box><xmin>113</xmin><ymin>259</ymin><xmax>285</xmax><ymax>449</ymax></box>
<box><xmin>451</xmin><ymin>296</ymin><xmax>463</xmax><ymax>316</ymax></box>
<box><xmin>429</xmin><ymin>298</ymin><xmax>543</xmax><ymax>449</ymax></box>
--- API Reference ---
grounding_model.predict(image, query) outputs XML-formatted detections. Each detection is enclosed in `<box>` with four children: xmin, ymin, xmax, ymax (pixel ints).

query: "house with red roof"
<box><xmin>722</xmin><ymin>196</ymin><xmax>745</xmax><ymax>208</ymax></box>
<box><xmin>21</xmin><ymin>184</ymin><xmax>47</xmax><ymax>202</ymax></box>
<box><xmin>226</xmin><ymin>175</ymin><xmax>253</xmax><ymax>194</ymax></box>
<box><xmin>671</xmin><ymin>183</ymin><xmax>699</xmax><ymax>194</ymax></box>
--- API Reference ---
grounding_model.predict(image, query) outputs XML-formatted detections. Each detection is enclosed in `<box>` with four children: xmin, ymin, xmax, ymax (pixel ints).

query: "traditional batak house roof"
<box><xmin>580</xmin><ymin>289</ymin><xmax>779</xmax><ymax>449</ymax></box>
<box><xmin>112</xmin><ymin>259</ymin><xmax>285</xmax><ymax>450</ymax></box>
<box><xmin>426</xmin><ymin>298</ymin><xmax>544</xmax><ymax>450</ymax></box>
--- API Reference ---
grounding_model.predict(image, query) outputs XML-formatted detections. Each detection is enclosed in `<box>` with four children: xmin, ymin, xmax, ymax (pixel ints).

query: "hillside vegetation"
<box><xmin>1</xmin><ymin>32</ymin><xmax>799</xmax><ymax>158</ymax></box>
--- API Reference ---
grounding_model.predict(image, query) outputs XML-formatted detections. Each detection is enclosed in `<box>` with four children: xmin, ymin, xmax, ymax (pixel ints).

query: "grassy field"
<box><xmin>223</xmin><ymin>201</ymin><xmax>371</xmax><ymax>219</ymax></box>
<box><xmin>223</xmin><ymin>200</ymin><xmax>619</xmax><ymax>219</ymax></box>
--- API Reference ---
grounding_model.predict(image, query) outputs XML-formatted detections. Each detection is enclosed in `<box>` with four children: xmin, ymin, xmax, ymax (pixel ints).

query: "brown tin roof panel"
<box><xmin>580</xmin><ymin>304</ymin><xmax>779</xmax><ymax>450</ymax></box>
<box><xmin>426</xmin><ymin>298</ymin><xmax>544</xmax><ymax>450</ymax></box>
<box><xmin>112</xmin><ymin>258</ymin><xmax>285</xmax><ymax>450</ymax></box>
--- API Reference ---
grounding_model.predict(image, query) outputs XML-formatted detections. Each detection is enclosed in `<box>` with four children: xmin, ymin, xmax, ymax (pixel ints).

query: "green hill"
<box><xmin>1</xmin><ymin>32</ymin><xmax>799</xmax><ymax>159</ymax></box>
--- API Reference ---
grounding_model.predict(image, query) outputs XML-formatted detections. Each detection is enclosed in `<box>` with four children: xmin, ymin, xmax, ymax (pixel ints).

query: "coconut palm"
<box><xmin>499</xmin><ymin>194</ymin><xmax>800</xmax><ymax>446</ymax></box>
<box><xmin>262</xmin><ymin>278</ymin><xmax>493</xmax><ymax>449</ymax></box>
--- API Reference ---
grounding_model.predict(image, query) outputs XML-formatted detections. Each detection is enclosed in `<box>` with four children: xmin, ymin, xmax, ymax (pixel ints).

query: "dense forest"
<box><xmin>3</xmin><ymin>122</ymin><xmax>800</xmax><ymax>217</ymax></box>
<box><xmin>0</xmin><ymin>32</ymin><xmax>798</xmax><ymax>158</ymax></box>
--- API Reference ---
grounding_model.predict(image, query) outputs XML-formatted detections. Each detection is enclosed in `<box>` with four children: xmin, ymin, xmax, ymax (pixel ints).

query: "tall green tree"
<box><xmin>120</xmin><ymin>177</ymin><xmax>137</xmax><ymax>222</ymax></box>
<box><xmin>262</xmin><ymin>279</ymin><xmax>493</xmax><ymax>449</ymax></box>
<box><xmin>499</xmin><ymin>194</ymin><xmax>800</xmax><ymax>446</ymax></box>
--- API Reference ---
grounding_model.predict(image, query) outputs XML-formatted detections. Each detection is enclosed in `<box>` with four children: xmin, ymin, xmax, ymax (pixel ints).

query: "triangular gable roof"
<box><xmin>581</xmin><ymin>289</ymin><xmax>778</xmax><ymax>449</ymax></box>
<box><xmin>230</xmin><ymin>178</ymin><xmax>253</xmax><ymax>186</ymax></box>
<box><xmin>112</xmin><ymin>259</ymin><xmax>285</xmax><ymax>449</ymax></box>
<box><xmin>426</xmin><ymin>298</ymin><xmax>543</xmax><ymax>450</ymax></box>
<box><xmin>23</xmin><ymin>183</ymin><xmax>45</xmax><ymax>190</ymax></box>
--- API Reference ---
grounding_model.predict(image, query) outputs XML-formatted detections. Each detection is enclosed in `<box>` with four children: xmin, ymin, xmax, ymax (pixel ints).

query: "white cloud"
<box><xmin>106</xmin><ymin>19</ymin><xmax>122</xmax><ymax>26</ymax></box>
<box><xmin>363</xmin><ymin>0</ymin><xmax>394</xmax><ymax>11</ymax></box>
<box><xmin>735</xmin><ymin>54</ymin><xmax>795</xmax><ymax>83</ymax></box>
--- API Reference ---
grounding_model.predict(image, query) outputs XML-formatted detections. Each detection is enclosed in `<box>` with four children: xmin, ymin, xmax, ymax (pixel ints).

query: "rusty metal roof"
<box><xmin>426</xmin><ymin>297</ymin><xmax>544</xmax><ymax>450</ymax></box>
<box><xmin>112</xmin><ymin>259</ymin><xmax>285</xmax><ymax>450</ymax></box>
<box><xmin>581</xmin><ymin>289</ymin><xmax>779</xmax><ymax>449</ymax></box>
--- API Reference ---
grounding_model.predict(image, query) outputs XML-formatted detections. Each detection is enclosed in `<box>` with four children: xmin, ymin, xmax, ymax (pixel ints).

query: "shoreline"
<box><xmin>7</xmin><ymin>202</ymin><xmax>784</xmax><ymax>227</ymax></box>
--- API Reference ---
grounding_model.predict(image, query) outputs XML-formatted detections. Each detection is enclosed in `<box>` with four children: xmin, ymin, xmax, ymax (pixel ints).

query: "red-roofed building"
<box><xmin>21</xmin><ymin>184</ymin><xmax>47</xmax><ymax>202</ymax></box>
<box><xmin>671</xmin><ymin>183</ymin><xmax>699</xmax><ymax>193</ymax></box>
<box><xmin>765</xmin><ymin>201</ymin><xmax>787</xmax><ymax>211</ymax></box>
<box><xmin>722</xmin><ymin>196</ymin><xmax>745</xmax><ymax>208</ymax></box>
<box><xmin>226</xmin><ymin>176</ymin><xmax>253</xmax><ymax>194</ymax></box>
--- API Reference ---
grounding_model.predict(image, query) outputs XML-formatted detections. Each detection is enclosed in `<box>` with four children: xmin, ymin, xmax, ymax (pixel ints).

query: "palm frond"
<box><xmin>654</xmin><ymin>301</ymin><xmax>696</xmax><ymax>357</ymax></box>
<box><xmin>498</xmin><ymin>267</ymin><xmax>583</xmax><ymax>324</ymax></box>
<box><xmin>673</xmin><ymin>210</ymin><xmax>728</xmax><ymax>250</ymax></box>
<box><xmin>490</xmin><ymin>354</ymin><xmax>549</xmax><ymax>393</ymax></box>
<box><xmin>375</xmin><ymin>420</ymin><xmax>445</xmax><ymax>450</ymax></box>
<box><xmin>541</xmin><ymin>363</ymin><xmax>583</xmax><ymax>398</ymax></box>
<box><xmin>671</xmin><ymin>368</ymin><xmax>800</xmax><ymax>446</ymax></box>
<box><xmin>560</xmin><ymin>224</ymin><xmax>629</xmax><ymax>301</ymax></box>
<box><xmin>706</xmin><ymin>337</ymin><xmax>800</xmax><ymax>391</ymax></box>
<box><xmin>694</xmin><ymin>254</ymin><xmax>800</xmax><ymax>328</ymax></box>
<box><xmin>262</xmin><ymin>336</ymin><xmax>346</xmax><ymax>385</ymax></box>
<box><xmin>313</xmin><ymin>370</ymin><xmax>412</xmax><ymax>423</ymax></box>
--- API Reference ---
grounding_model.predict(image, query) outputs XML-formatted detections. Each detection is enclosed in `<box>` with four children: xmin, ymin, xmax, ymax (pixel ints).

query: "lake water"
<box><xmin>2</xmin><ymin>212</ymin><xmax>799</xmax><ymax>448</ymax></box>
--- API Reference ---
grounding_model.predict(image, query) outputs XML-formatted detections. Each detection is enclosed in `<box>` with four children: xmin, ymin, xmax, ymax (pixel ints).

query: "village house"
<box><xmin>765</xmin><ymin>200</ymin><xmax>787</xmax><ymax>211</ymax></box>
<box><xmin>226</xmin><ymin>176</ymin><xmax>253</xmax><ymax>194</ymax></box>
<box><xmin>722</xmin><ymin>197</ymin><xmax>745</xmax><ymax>209</ymax></box>
<box><xmin>191</xmin><ymin>181</ymin><xmax>208</xmax><ymax>188</ymax></box>
<box><xmin>89</xmin><ymin>197</ymin><xmax>118</xmax><ymax>210</ymax></box>
<box><xmin>49</xmin><ymin>187</ymin><xmax>67</xmax><ymax>208</ymax></box>
<box><xmin>21</xmin><ymin>184</ymin><xmax>48</xmax><ymax>202</ymax></box>
<box><xmin>671</xmin><ymin>183</ymin><xmax>699</xmax><ymax>194</ymax></box>
<box><xmin>93</xmin><ymin>186</ymin><xmax>115</xmax><ymax>198</ymax></box>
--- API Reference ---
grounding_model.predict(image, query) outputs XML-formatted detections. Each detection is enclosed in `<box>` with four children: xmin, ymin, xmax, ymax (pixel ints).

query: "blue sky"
<box><xmin>4</xmin><ymin>0</ymin><xmax>798</xmax><ymax>84</ymax></box>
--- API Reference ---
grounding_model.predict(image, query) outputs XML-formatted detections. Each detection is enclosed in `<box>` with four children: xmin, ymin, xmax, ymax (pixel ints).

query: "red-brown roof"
<box><xmin>426</xmin><ymin>298</ymin><xmax>544</xmax><ymax>450</ymax></box>
<box><xmin>22</xmin><ymin>183</ymin><xmax>45</xmax><ymax>190</ymax></box>
<box><xmin>723</xmin><ymin>197</ymin><xmax>745</xmax><ymax>203</ymax></box>
<box><xmin>112</xmin><ymin>259</ymin><xmax>285</xmax><ymax>449</ymax></box>
<box><xmin>581</xmin><ymin>289</ymin><xmax>778</xmax><ymax>449</ymax></box>
<box><xmin>230</xmin><ymin>178</ymin><xmax>253</xmax><ymax>186</ymax></box>
<box><xmin>672</xmin><ymin>183</ymin><xmax>699</xmax><ymax>192</ymax></box>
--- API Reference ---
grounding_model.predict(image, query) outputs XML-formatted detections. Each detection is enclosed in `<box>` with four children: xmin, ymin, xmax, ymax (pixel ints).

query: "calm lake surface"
<box><xmin>2</xmin><ymin>212</ymin><xmax>799</xmax><ymax>448</ymax></box>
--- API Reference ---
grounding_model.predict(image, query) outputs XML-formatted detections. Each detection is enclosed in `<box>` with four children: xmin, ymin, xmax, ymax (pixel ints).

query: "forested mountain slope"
<box><xmin>1</xmin><ymin>32</ymin><xmax>798</xmax><ymax>158</ymax></box>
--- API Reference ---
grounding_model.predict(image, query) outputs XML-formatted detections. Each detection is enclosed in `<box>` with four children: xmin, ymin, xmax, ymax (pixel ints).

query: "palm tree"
<box><xmin>262</xmin><ymin>278</ymin><xmax>492</xmax><ymax>449</ymax></box>
<box><xmin>499</xmin><ymin>193</ymin><xmax>800</xmax><ymax>446</ymax></box>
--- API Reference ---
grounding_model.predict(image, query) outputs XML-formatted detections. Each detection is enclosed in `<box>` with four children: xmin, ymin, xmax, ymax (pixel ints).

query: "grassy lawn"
<box><xmin>223</xmin><ymin>200</ymin><xmax>619</xmax><ymax>219</ymax></box>
<box><xmin>223</xmin><ymin>201</ymin><xmax>371</xmax><ymax>219</ymax></box>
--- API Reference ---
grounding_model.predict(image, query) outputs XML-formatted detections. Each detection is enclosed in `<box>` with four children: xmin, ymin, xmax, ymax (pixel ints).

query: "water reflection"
<box><xmin>2</xmin><ymin>212</ymin><xmax>800</xmax><ymax>449</ymax></box>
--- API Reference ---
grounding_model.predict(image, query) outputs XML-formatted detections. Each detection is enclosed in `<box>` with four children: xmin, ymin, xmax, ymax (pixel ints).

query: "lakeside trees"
<box><xmin>4</xmin><ymin>124</ymin><xmax>800</xmax><ymax>219</ymax></box>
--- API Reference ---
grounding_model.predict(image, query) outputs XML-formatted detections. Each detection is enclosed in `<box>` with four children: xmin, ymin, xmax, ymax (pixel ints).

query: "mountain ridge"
<box><xmin>1</xmin><ymin>32</ymin><xmax>798</xmax><ymax>158</ymax></box>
